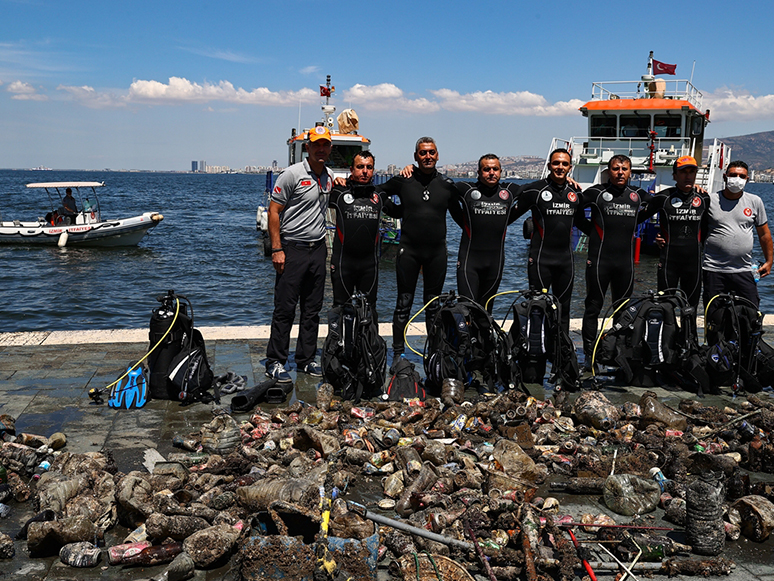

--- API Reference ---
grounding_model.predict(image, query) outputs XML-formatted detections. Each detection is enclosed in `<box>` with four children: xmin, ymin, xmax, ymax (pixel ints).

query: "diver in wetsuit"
<box><xmin>512</xmin><ymin>148</ymin><xmax>583</xmax><ymax>330</ymax></box>
<box><xmin>379</xmin><ymin>137</ymin><xmax>462</xmax><ymax>360</ymax></box>
<box><xmin>329</xmin><ymin>151</ymin><xmax>392</xmax><ymax>308</ymax></box>
<box><xmin>450</xmin><ymin>154</ymin><xmax>519</xmax><ymax>310</ymax></box>
<box><xmin>579</xmin><ymin>154</ymin><xmax>652</xmax><ymax>367</ymax></box>
<box><xmin>641</xmin><ymin>156</ymin><xmax>709</xmax><ymax>307</ymax></box>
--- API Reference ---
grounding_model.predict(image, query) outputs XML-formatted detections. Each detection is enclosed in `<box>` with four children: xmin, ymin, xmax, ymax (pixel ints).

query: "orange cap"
<box><xmin>308</xmin><ymin>126</ymin><xmax>331</xmax><ymax>142</ymax></box>
<box><xmin>674</xmin><ymin>156</ymin><xmax>698</xmax><ymax>169</ymax></box>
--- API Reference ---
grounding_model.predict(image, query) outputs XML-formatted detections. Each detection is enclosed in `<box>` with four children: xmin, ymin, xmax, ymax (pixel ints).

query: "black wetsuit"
<box><xmin>329</xmin><ymin>180</ymin><xmax>390</xmax><ymax>307</ymax></box>
<box><xmin>379</xmin><ymin>169</ymin><xmax>461</xmax><ymax>355</ymax></box>
<box><xmin>579</xmin><ymin>182</ymin><xmax>652</xmax><ymax>357</ymax></box>
<box><xmin>453</xmin><ymin>181</ymin><xmax>519</xmax><ymax>310</ymax></box>
<box><xmin>512</xmin><ymin>178</ymin><xmax>583</xmax><ymax>329</ymax></box>
<box><xmin>642</xmin><ymin>187</ymin><xmax>710</xmax><ymax>307</ymax></box>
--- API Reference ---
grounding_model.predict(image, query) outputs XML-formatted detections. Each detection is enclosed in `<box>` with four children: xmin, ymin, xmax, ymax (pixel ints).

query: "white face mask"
<box><xmin>726</xmin><ymin>176</ymin><xmax>746</xmax><ymax>194</ymax></box>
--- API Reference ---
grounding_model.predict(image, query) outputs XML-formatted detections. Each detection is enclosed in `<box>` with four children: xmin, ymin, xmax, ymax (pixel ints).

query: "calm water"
<box><xmin>1</xmin><ymin>169</ymin><xmax>772</xmax><ymax>333</ymax></box>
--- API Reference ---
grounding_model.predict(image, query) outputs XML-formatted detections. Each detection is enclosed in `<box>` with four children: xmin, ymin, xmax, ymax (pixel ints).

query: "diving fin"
<box><xmin>108</xmin><ymin>364</ymin><xmax>149</xmax><ymax>409</ymax></box>
<box><xmin>230</xmin><ymin>378</ymin><xmax>278</xmax><ymax>413</ymax></box>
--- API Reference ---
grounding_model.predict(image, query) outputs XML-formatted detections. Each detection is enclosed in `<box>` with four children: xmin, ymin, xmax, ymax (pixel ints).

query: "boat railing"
<box><xmin>564</xmin><ymin>136</ymin><xmax>694</xmax><ymax>168</ymax></box>
<box><xmin>590</xmin><ymin>79</ymin><xmax>703</xmax><ymax>110</ymax></box>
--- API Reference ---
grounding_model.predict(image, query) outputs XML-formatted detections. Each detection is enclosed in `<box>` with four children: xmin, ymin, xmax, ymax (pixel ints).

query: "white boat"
<box><xmin>543</xmin><ymin>52</ymin><xmax>731</xmax><ymax>253</ymax></box>
<box><xmin>257</xmin><ymin>75</ymin><xmax>400</xmax><ymax>258</ymax></box>
<box><xmin>0</xmin><ymin>181</ymin><xmax>163</xmax><ymax>247</ymax></box>
<box><xmin>544</xmin><ymin>52</ymin><xmax>730</xmax><ymax>195</ymax></box>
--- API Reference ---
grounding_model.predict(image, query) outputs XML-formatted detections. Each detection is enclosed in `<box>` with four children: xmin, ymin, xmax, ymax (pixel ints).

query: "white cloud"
<box><xmin>432</xmin><ymin>89</ymin><xmax>584</xmax><ymax>116</ymax></box>
<box><xmin>127</xmin><ymin>77</ymin><xmax>317</xmax><ymax>106</ymax></box>
<box><xmin>7</xmin><ymin>80</ymin><xmax>47</xmax><ymax>101</ymax></box>
<box><xmin>57</xmin><ymin>84</ymin><xmax>126</xmax><ymax>109</ymax></box>
<box><xmin>300</xmin><ymin>66</ymin><xmax>320</xmax><ymax>75</ymax></box>
<box><xmin>704</xmin><ymin>88</ymin><xmax>774</xmax><ymax>122</ymax></box>
<box><xmin>344</xmin><ymin>83</ymin><xmax>440</xmax><ymax>113</ymax></box>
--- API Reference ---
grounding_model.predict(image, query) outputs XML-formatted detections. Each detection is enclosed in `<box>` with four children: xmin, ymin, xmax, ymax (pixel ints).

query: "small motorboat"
<box><xmin>0</xmin><ymin>181</ymin><xmax>163</xmax><ymax>247</ymax></box>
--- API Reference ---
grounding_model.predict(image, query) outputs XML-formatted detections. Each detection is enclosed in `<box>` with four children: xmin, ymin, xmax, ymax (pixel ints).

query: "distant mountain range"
<box><xmin>721</xmin><ymin>130</ymin><xmax>774</xmax><ymax>171</ymax></box>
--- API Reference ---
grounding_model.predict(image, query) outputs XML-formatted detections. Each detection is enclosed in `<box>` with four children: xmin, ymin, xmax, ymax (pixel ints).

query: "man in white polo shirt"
<box><xmin>266</xmin><ymin>125</ymin><xmax>334</xmax><ymax>382</ymax></box>
<box><xmin>703</xmin><ymin>160</ymin><xmax>773</xmax><ymax>308</ymax></box>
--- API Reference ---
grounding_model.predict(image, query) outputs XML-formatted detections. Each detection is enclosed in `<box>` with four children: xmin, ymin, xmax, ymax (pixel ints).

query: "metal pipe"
<box><xmin>346</xmin><ymin>502</ymin><xmax>473</xmax><ymax>552</ymax></box>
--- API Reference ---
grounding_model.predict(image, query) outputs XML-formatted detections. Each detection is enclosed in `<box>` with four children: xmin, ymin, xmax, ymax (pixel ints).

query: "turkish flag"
<box><xmin>320</xmin><ymin>86</ymin><xmax>331</xmax><ymax>97</ymax></box>
<box><xmin>653</xmin><ymin>59</ymin><xmax>677</xmax><ymax>75</ymax></box>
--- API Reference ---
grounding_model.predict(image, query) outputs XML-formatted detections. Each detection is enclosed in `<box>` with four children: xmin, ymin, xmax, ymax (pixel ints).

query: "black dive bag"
<box><xmin>704</xmin><ymin>293</ymin><xmax>770</xmax><ymax>393</ymax></box>
<box><xmin>321</xmin><ymin>293</ymin><xmax>387</xmax><ymax>402</ymax></box>
<box><xmin>506</xmin><ymin>290</ymin><xmax>579</xmax><ymax>391</ymax></box>
<box><xmin>423</xmin><ymin>292</ymin><xmax>510</xmax><ymax>394</ymax></box>
<box><xmin>147</xmin><ymin>290</ymin><xmax>215</xmax><ymax>403</ymax></box>
<box><xmin>595</xmin><ymin>289</ymin><xmax>709</xmax><ymax>394</ymax></box>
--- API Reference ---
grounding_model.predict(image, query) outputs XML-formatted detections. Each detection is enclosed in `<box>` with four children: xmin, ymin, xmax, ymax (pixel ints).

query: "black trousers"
<box><xmin>703</xmin><ymin>269</ymin><xmax>759</xmax><ymax>308</ymax></box>
<box><xmin>392</xmin><ymin>242</ymin><xmax>447</xmax><ymax>354</ymax></box>
<box><xmin>267</xmin><ymin>241</ymin><xmax>327</xmax><ymax>368</ymax></box>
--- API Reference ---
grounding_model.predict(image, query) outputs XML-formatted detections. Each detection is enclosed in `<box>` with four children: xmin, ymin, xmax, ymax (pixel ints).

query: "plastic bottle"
<box><xmin>171</xmin><ymin>436</ymin><xmax>200</xmax><ymax>452</ymax></box>
<box><xmin>686</xmin><ymin>472</ymin><xmax>725</xmax><ymax>555</ymax></box>
<box><xmin>0</xmin><ymin>465</ymin><xmax>7</xmax><ymax>484</ymax></box>
<box><xmin>752</xmin><ymin>262</ymin><xmax>761</xmax><ymax>283</ymax></box>
<box><xmin>31</xmin><ymin>460</ymin><xmax>51</xmax><ymax>481</ymax></box>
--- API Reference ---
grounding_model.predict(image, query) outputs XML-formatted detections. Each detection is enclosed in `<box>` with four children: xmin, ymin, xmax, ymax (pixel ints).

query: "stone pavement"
<box><xmin>1</xmin><ymin>323</ymin><xmax>774</xmax><ymax>580</ymax></box>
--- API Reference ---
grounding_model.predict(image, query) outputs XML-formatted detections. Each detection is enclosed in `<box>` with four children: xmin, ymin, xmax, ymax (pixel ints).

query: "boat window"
<box><xmin>590</xmin><ymin>116</ymin><xmax>617</xmax><ymax>138</ymax></box>
<box><xmin>619</xmin><ymin>115</ymin><xmax>650</xmax><ymax>138</ymax></box>
<box><xmin>653</xmin><ymin>115</ymin><xmax>682</xmax><ymax>138</ymax></box>
<box><xmin>328</xmin><ymin>144</ymin><xmax>366</xmax><ymax>170</ymax></box>
<box><xmin>690</xmin><ymin>116</ymin><xmax>704</xmax><ymax>137</ymax></box>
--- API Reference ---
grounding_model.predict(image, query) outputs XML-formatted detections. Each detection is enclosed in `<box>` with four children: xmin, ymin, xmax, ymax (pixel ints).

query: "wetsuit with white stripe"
<box><xmin>578</xmin><ymin>182</ymin><xmax>652</xmax><ymax>356</ymax></box>
<box><xmin>379</xmin><ymin>169</ymin><xmax>462</xmax><ymax>355</ymax></box>
<box><xmin>512</xmin><ymin>177</ymin><xmax>583</xmax><ymax>329</ymax></box>
<box><xmin>329</xmin><ymin>180</ymin><xmax>388</xmax><ymax>307</ymax></box>
<box><xmin>453</xmin><ymin>181</ymin><xmax>519</xmax><ymax>310</ymax></box>
<box><xmin>643</xmin><ymin>186</ymin><xmax>709</xmax><ymax>307</ymax></box>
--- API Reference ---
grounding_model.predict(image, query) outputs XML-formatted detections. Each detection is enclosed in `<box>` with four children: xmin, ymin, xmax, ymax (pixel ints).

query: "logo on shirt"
<box><xmin>629</xmin><ymin>192</ymin><xmax>639</xmax><ymax>202</ymax></box>
<box><xmin>541</xmin><ymin>191</ymin><xmax>553</xmax><ymax>202</ymax></box>
<box><xmin>567</xmin><ymin>191</ymin><xmax>577</xmax><ymax>202</ymax></box>
<box><xmin>671</xmin><ymin>197</ymin><xmax>683</xmax><ymax>208</ymax></box>
<box><xmin>273</xmin><ymin>186</ymin><xmax>281</xmax><ymax>194</ymax></box>
<box><xmin>300</xmin><ymin>180</ymin><xmax>312</xmax><ymax>187</ymax></box>
<box><xmin>691</xmin><ymin>196</ymin><xmax>702</xmax><ymax>207</ymax></box>
<box><xmin>343</xmin><ymin>193</ymin><xmax>354</xmax><ymax>204</ymax></box>
<box><xmin>499</xmin><ymin>189</ymin><xmax>509</xmax><ymax>200</ymax></box>
<box><xmin>471</xmin><ymin>190</ymin><xmax>481</xmax><ymax>200</ymax></box>
<box><xmin>371</xmin><ymin>193</ymin><xmax>380</xmax><ymax>204</ymax></box>
<box><xmin>744</xmin><ymin>208</ymin><xmax>753</xmax><ymax>217</ymax></box>
<box><xmin>602</xmin><ymin>192</ymin><xmax>613</xmax><ymax>202</ymax></box>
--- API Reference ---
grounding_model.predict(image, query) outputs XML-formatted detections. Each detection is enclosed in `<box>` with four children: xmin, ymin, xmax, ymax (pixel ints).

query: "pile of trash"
<box><xmin>2</xmin><ymin>387</ymin><xmax>774</xmax><ymax>580</ymax></box>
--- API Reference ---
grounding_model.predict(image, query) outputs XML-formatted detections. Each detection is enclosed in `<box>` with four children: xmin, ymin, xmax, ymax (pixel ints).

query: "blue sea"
<box><xmin>1</xmin><ymin>169</ymin><xmax>773</xmax><ymax>333</ymax></box>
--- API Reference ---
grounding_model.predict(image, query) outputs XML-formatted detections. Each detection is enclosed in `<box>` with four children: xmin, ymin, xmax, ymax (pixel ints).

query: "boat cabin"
<box><xmin>545</xmin><ymin>69</ymin><xmax>731</xmax><ymax>194</ymax></box>
<box><xmin>287</xmin><ymin>129</ymin><xmax>371</xmax><ymax>180</ymax></box>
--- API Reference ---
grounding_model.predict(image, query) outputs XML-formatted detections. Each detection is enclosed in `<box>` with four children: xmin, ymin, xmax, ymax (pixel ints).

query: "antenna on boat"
<box><xmin>321</xmin><ymin>75</ymin><xmax>336</xmax><ymax>131</ymax></box>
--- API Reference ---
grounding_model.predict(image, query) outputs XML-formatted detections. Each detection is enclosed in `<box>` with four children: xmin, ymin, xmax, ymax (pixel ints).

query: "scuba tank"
<box><xmin>147</xmin><ymin>290</ymin><xmax>192</xmax><ymax>400</ymax></box>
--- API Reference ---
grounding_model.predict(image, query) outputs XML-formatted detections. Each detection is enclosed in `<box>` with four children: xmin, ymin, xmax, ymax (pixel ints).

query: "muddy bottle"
<box><xmin>120</xmin><ymin>541</ymin><xmax>183</xmax><ymax>566</ymax></box>
<box><xmin>172</xmin><ymin>436</ymin><xmax>200</xmax><ymax>452</ymax></box>
<box><xmin>0</xmin><ymin>466</ymin><xmax>6</xmax><ymax>484</ymax></box>
<box><xmin>686</xmin><ymin>472</ymin><xmax>725</xmax><ymax>555</ymax></box>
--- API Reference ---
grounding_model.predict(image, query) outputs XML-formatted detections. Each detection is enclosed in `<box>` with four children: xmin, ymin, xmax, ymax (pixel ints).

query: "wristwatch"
<box><xmin>271</xmin><ymin>248</ymin><xmax>284</xmax><ymax>253</ymax></box>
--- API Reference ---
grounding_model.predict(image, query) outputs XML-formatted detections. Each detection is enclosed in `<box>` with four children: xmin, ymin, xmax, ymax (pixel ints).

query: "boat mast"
<box><xmin>321</xmin><ymin>75</ymin><xmax>336</xmax><ymax>131</ymax></box>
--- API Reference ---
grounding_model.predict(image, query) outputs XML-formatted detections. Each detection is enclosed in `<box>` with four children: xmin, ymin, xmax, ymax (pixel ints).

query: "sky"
<box><xmin>2</xmin><ymin>0</ymin><xmax>774</xmax><ymax>171</ymax></box>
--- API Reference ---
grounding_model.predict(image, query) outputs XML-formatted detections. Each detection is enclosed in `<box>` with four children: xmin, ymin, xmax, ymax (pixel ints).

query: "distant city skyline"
<box><xmin>2</xmin><ymin>1</ymin><xmax>774</xmax><ymax>171</ymax></box>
